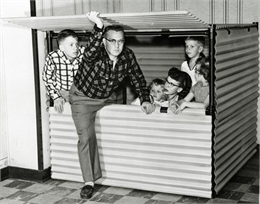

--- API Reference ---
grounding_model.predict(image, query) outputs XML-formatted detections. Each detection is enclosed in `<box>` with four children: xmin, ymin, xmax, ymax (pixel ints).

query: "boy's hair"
<box><xmin>149</xmin><ymin>78</ymin><xmax>167</xmax><ymax>101</ymax></box>
<box><xmin>196</xmin><ymin>57</ymin><xmax>210</xmax><ymax>83</ymax></box>
<box><xmin>57</xmin><ymin>29</ymin><xmax>78</xmax><ymax>45</ymax></box>
<box><xmin>148</xmin><ymin>78</ymin><xmax>165</xmax><ymax>91</ymax></box>
<box><xmin>168</xmin><ymin>67</ymin><xmax>192</xmax><ymax>100</ymax></box>
<box><xmin>103</xmin><ymin>25</ymin><xmax>125</xmax><ymax>37</ymax></box>
<box><xmin>185</xmin><ymin>36</ymin><xmax>205</xmax><ymax>48</ymax></box>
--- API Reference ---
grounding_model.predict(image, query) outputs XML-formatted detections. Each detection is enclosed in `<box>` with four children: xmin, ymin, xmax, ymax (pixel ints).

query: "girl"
<box><xmin>177</xmin><ymin>57</ymin><xmax>210</xmax><ymax>112</ymax></box>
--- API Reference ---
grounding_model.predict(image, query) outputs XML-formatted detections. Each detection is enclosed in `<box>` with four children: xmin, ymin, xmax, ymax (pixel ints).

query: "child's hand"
<box><xmin>86</xmin><ymin>11</ymin><xmax>103</xmax><ymax>28</ymax></box>
<box><xmin>169</xmin><ymin>102</ymin><xmax>181</xmax><ymax>115</ymax></box>
<box><xmin>141</xmin><ymin>102</ymin><xmax>155</xmax><ymax>114</ymax></box>
<box><xmin>178</xmin><ymin>102</ymin><xmax>186</xmax><ymax>111</ymax></box>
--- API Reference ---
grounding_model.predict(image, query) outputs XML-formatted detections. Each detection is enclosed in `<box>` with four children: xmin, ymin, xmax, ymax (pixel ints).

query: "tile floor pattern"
<box><xmin>0</xmin><ymin>151</ymin><xmax>259</xmax><ymax>204</ymax></box>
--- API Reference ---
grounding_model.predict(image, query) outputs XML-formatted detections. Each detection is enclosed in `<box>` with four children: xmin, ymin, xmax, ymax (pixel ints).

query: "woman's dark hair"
<box><xmin>196</xmin><ymin>57</ymin><xmax>210</xmax><ymax>83</ymax></box>
<box><xmin>168</xmin><ymin>67</ymin><xmax>192</xmax><ymax>100</ymax></box>
<box><xmin>57</xmin><ymin>29</ymin><xmax>78</xmax><ymax>45</ymax></box>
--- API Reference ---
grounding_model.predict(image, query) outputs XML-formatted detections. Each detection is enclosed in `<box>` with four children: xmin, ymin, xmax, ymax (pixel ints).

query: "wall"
<box><xmin>35</xmin><ymin>0</ymin><xmax>258</xmax><ymax>23</ymax></box>
<box><xmin>0</xmin><ymin>0</ymin><xmax>38</xmax><ymax>170</ymax></box>
<box><xmin>0</xmin><ymin>2</ymin><xmax>8</xmax><ymax>171</ymax></box>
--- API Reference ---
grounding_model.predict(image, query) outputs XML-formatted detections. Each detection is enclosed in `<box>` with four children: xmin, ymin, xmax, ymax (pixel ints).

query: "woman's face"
<box><xmin>164</xmin><ymin>77</ymin><xmax>182</xmax><ymax>95</ymax></box>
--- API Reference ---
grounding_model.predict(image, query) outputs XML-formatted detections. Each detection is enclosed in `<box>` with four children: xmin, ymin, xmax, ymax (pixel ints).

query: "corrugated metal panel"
<box><xmin>3</xmin><ymin>11</ymin><xmax>208</xmax><ymax>32</ymax></box>
<box><xmin>213</xmin><ymin>26</ymin><xmax>259</xmax><ymax>193</ymax></box>
<box><xmin>49</xmin><ymin>103</ymin><xmax>212</xmax><ymax>198</ymax></box>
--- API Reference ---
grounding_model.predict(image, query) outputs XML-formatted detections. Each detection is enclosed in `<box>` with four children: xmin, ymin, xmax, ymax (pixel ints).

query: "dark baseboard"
<box><xmin>0</xmin><ymin>167</ymin><xmax>9</xmax><ymax>181</ymax></box>
<box><xmin>0</xmin><ymin>166</ymin><xmax>51</xmax><ymax>183</ymax></box>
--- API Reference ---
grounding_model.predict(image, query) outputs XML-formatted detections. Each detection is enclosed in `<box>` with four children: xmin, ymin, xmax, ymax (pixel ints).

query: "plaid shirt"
<box><xmin>74</xmin><ymin>25</ymin><xmax>150</xmax><ymax>104</ymax></box>
<box><xmin>42</xmin><ymin>47</ymin><xmax>85</xmax><ymax>100</ymax></box>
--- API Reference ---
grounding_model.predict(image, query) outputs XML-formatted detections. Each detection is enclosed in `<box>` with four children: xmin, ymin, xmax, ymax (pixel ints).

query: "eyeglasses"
<box><xmin>165</xmin><ymin>78</ymin><xmax>180</xmax><ymax>87</ymax></box>
<box><xmin>104</xmin><ymin>38</ymin><xmax>125</xmax><ymax>45</ymax></box>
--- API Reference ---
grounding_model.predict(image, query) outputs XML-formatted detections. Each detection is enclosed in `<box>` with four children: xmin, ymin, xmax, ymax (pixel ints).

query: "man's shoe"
<box><xmin>80</xmin><ymin>185</ymin><xmax>94</xmax><ymax>199</ymax></box>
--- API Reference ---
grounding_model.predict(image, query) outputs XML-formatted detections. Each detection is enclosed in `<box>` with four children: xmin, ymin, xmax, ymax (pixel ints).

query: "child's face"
<box><xmin>150</xmin><ymin>84</ymin><xmax>164</xmax><ymax>102</ymax></box>
<box><xmin>59</xmin><ymin>36</ymin><xmax>79</xmax><ymax>60</ymax></box>
<box><xmin>185</xmin><ymin>40</ymin><xmax>203</xmax><ymax>59</ymax></box>
<box><xmin>164</xmin><ymin>77</ymin><xmax>183</xmax><ymax>95</ymax></box>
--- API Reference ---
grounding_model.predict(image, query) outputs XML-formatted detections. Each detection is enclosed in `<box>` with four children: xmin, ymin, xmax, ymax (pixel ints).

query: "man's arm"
<box><xmin>127</xmin><ymin>50</ymin><xmax>154</xmax><ymax>114</ymax></box>
<box><xmin>83</xmin><ymin>11</ymin><xmax>104</xmax><ymax>64</ymax></box>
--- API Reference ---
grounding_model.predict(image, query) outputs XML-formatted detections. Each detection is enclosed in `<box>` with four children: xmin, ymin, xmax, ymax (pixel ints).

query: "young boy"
<box><xmin>181</xmin><ymin>36</ymin><xmax>205</xmax><ymax>86</ymax></box>
<box><xmin>131</xmin><ymin>78</ymin><xmax>167</xmax><ymax>106</ymax></box>
<box><xmin>42</xmin><ymin>29</ymin><xmax>85</xmax><ymax>113</ymax></box>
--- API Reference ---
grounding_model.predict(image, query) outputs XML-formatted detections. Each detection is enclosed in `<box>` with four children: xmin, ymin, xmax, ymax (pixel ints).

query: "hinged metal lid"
<box><xmin>3</xmin><ymin>11</ymin><xmax>209</xmax><ymax>32</ymax></box>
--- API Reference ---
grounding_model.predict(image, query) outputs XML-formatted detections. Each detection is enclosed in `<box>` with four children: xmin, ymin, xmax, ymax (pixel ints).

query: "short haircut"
<box><xmin>149</xmin><ymin>78</ymin><xmax>167</xmax><ymax>101</ymax></box>
<box><xmin>168</xmin><ymin>67</ymin><xmax>192</xmax><ymax>99</ymax></box>
<box><xmin>148</xmin><ymin>78</ymin><xmax>165</xmax><ymax>91</ymax></box>
<box><xmin>57</xmin><ymin>29</ymin><xmax>78</xmax><ymax>45</ymax></box>
<box><xmin>185</xmin><ymin>36</ymin><xmax>205</xmax><ymax>47</ymax></box>
<box><xmin>103</xmin><ymin>25</ymin><xmax>124</xmax><ymax>38</ymax></box>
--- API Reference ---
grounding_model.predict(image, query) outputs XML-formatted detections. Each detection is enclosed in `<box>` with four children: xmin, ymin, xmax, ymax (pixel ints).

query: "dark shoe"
<box><xmin>80</xmin><ymin>185</ymin><xmax>94</xmax><ymax>199</ymax></box>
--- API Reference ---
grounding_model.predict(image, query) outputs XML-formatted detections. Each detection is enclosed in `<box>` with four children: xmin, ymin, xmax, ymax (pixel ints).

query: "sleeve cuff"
<box><xmin>94</xmin><ymin>24</ymin><xmax>104</xmax><ymax>32</ymax></box>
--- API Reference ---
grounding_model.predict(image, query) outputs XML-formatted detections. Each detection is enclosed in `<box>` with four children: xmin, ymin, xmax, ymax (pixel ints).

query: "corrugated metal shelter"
<box><xmin>3</xmin><ymin>11</ymin><xmax>259</xmax><ymax>198</ymax></box>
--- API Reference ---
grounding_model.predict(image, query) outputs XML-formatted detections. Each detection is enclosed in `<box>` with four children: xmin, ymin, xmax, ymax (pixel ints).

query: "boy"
<box><xmin>42</xmin><ymin>29</ymin><xmax>85</xmax><ymax>113</ymax></box>
<box><xmin>181</xmin><ymin>36</ymin><xmax>205</xmax><ymax>86</ymax></box>
<box><xmin>131</xmin><ymin>78</ymin><xmax>168</xmax><ymax>106</ymax></box>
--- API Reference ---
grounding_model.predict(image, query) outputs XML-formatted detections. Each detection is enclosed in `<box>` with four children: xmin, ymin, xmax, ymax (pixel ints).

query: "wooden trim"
<box><xmin>31</xmin><ymin>0</ymin><xmax>44</xmax><ymax>171</ymax></box>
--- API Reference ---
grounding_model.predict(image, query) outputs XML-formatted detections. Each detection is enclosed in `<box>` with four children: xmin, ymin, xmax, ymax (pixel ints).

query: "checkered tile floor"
<box><xmin>0</xmin><ymin>149</ymin><xmax>259</xmax><ymax>204</ymax></box>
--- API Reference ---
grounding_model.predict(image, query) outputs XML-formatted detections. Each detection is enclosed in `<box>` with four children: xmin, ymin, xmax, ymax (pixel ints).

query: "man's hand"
<box><xmin>141</xmin><ymin>102</ymin><xmax>155</xmax><ymax>114</ymax></box>
<box><xmin>54</xmin><ymin>97</ymin><xmax>65</xmax><ymax>113</ymax></box>
<box><xmin>86</xmin><ymin>11</ymin><xmax>103</xmax><ymax>29</ymax></box>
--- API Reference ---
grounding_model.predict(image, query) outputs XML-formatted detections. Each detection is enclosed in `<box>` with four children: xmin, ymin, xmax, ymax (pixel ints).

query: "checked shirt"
<box><xmin>42</xmin><ymin>47</ymin><xmax>85</xmax><ymax>100</ymax></box>
<box><xmin>74</xmin><ymin>25</ymin><xmax>150</xmax><ymax>104</ymax></box>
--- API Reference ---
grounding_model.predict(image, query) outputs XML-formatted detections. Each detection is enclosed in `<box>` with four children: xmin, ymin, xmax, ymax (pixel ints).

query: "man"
<box><xmin>69</xmin><ymin>11</ymin><xmax>154</xmax><ymax>199</ymax></box>
<box><xmin>42</xmin><ymin>29</ymin><xmax>84</xmax><ymax>113</ymax></box>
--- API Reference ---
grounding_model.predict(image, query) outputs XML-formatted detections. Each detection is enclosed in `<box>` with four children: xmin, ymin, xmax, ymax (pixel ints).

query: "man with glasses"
<box><xmin>69</xmin><ymin>11</ymin><xmax>154</xmax><ymax>199</ymax></box>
